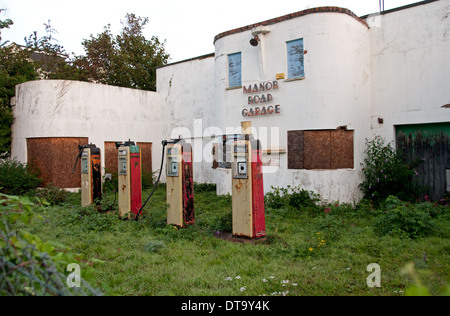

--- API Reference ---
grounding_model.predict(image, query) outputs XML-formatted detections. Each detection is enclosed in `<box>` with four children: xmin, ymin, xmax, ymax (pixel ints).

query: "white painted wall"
<box><xmin>11</xmin><ymin>1</ymin><xmax>450</xmax><ymax>203</ymax></box>
<box><xmin>11</xmin><ymin>80</ymin><xmax>164</xmax><ymax>179</ymax></box>
<box><xmin>214</xmin><ymin>12</ymin><xmax>372</xmax><ymax>203</ymax></box>
<box><xmin>156</xmin><ymin>54</ymin><xmax>218</xmax><ymax>185</ymax></box>
<box><xmin>369</xmin><ymin>0</ymin><xmax>450</xmax><ymax>143</ymax></box>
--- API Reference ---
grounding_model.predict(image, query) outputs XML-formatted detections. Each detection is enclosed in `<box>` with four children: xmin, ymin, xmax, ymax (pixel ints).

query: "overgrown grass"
<box><xmin>21</xmin><ymin>185</ymin><xmax>450</xmax><ymax>296</ymax></box>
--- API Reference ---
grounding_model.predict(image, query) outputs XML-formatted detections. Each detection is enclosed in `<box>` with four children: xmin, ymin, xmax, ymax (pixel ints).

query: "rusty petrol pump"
<box><xmin>116</xmin><ymin>140</ymin><xmax>142</xmax><ymax>218</ymax></box>
<box><xmin>166</xmin><ymin>139</ymin><xmax>194</xmax><ymax>227</ymax></box>
<box><xmin>231</xmin><ymin>121</ymin><xmax>266</xmax><ymax>238</ymax></box>
<box><xmin>73</xmin><ymin>144</ymin><xmax>102</xmax><ymax>206</ymax></box>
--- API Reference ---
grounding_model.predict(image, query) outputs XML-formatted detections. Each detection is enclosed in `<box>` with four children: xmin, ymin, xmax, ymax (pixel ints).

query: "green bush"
<box><xmin>61</xmin><ymin>205</ymin><xmax>121</xmax><ymax>232</ymax></box>
<box><xmin>34</xmin><ymin>184</ymin><xmax>70</xmax><ymax>206</ymax></box>
<box><xmin>265</xmin><ymin>185</ymin><xmax>320</xmax><ymax>210</ymax></box>
<box><xmin>142</xmin><ymin>170</ymin><xmax>154</xmax><ymax>190</ymax></box>
<box><xmin>360</xmin><ymin>136</ymin><xmax>420</xmax><ymax>206</ymax></box>
<box><xmin>0</xmin><ymin>159</ymin><xmax>42</xmax><ymax>195</ymax></box>
<box><xmin>375</xmin><ymin>196</ymin><xmax>439</xmax><ymax>239</ymax></box>
<box><xmin>103</xmin><ymin>169</ymin><xmax>118</xmax><ymax>193</ymax></box>
<box><xmin>0</xmin><ymin>194</ymin><xmax>102</xmax><ymax>296</ymax></box>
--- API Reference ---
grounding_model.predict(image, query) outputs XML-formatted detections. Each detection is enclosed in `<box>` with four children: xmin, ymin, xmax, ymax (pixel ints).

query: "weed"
<box><xmin>34</xmin><ymin>183</ymin><xmax>70</xmax><ymax>206</ymax></box>
<box><xmin>375</xmin><ymin>196</ymin><xmax>440</xmax><ymax>239</ymax></box>
<box><xmin>9</xmin><ymin>186</ymin><xmax>450</xmax><ymax>296</ymax></box>
<box><xmin>265</xmin><ymin>185</ymin><xmax>320</xmax><ymax>210</ymax></box>
<box><xmin>0</xmin><ymin>159</ymin><xmax>42</xmax><ymax>195</ymax></box>
<box><xmin>144</xmin><ymin>240</ymin><xmax>166</xmax><ymax>253</ymax></box>
<box><xmin>360</xmin><ymin>136</ymin><xmax>421</xmax><ymax>205</ymax></box>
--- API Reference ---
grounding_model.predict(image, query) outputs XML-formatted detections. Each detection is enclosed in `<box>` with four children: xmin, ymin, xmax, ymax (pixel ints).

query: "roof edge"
<box><xmin>360</xmin><ymin>0</ymin><xmax>440</xmax><ymax>19</ymax></box>
<box><xmin>157</xmin><ymin>52</ymin><xmax>215</xmax><ymax>69</ymax></box>
<box><xmin>213</xmin><ymin>6</ymin><xmax>368</xmax><ymax>43</ymax></box>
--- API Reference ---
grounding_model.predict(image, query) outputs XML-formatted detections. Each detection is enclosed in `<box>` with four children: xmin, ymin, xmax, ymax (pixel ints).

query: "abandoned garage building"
<box><xmin>11</xmin><ymin>0</ymin><xmax>450</xmax><ymax>203</ymax></box>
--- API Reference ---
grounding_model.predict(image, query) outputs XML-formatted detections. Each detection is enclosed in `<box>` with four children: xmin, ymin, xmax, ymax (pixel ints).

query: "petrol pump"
<box><xmin>166</xmin><ymin>139</ymin><xmax>194</xmax><ymax>227</ymax></box>
<box><xmin>73</xmin><ymin>144</ymin><xmax>102</xmax><ymax>207</ymax></box>
<box><xmin>116</xmin><ymin>141</ymin><xmax>142</xmax><ymax>218</ymax></box>
<box><xmin>231</xmin><ymin>122</ymin><xmax>266</xmax><ymax>238</ymax></box>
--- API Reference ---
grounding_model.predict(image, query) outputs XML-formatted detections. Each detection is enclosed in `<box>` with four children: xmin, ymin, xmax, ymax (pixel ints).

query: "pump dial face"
<box><xmin>81</xmin><ymin>158</ymin><xmax>88</xmax><ymax>174</ymax></box>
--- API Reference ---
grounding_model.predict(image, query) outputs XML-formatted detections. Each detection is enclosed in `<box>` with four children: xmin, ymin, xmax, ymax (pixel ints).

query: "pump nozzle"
<box><xmin>135</xmin><ymin>140</ymin><xmax>169</xmax><ymax>221</ymax></box>
<box><xmin>72</xmin><ymin>144</ymin><xmax>88</xmax><ymax>174</ymax></box>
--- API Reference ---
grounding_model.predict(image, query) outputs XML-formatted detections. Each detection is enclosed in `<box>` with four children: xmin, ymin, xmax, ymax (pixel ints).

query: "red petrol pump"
<box><xmin>166</xmin><ymin>139</ymin><xmax>194</xmax><ymax>227</ymax></box>
<box><xmin>116</xmin><ymin>141</ymin><xmax>142</xmax><ymax>218</ymax></box>
<box><xmin>73</xmin><ymin>144</ymin><xmax>102</xmax><ymax>207</ymax></box>
<box><xmin>231</xmin><ymin>122</ymin><xmax>266</xmax><ymax>238</ymax></box>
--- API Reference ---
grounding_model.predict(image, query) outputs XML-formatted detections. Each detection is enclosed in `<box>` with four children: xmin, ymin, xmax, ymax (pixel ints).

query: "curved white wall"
<box><xmin>11</xmin><ymin>80</ymin><xmax>164</xmax><ymax>175</ymax></box>
<box><xmin>214</xmin><ymin>11</ymin><xmax>371</xmax><ymax>203</ymax></box>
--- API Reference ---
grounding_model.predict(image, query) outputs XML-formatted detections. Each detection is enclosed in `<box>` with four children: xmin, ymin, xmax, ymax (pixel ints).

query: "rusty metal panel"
<box><xmin>27</xmin><ymin>137</ymin><xmax>88</xmax><ymax>188</ymax></box>
<box><xmin>330</xmin><ymin>129</ymin><xmax>354</xmax><ymax>169</ymax></box>
<box><xmin>104</xmin><ymin>141</ymin><xmax>119</xmax><ymax>173</ymax></box>
<box><xmin>182</xmin><ymin>143</ymin><xmax>194</xmax><ymax>226</ymax></box>
<box><xmin>130</xmin><ymin>150</ymin><xmax>142</xmax><ymax>216</ymax></box>
<box><xmin>304</xmin><ymin>131</ymin><xmax>331</xmax><ymax>169</ymax></box>
<box><xmin>287</xmin><ymin>130</ymin><xmax>304</xmax><ymax>169</ymax></box>
<box><xmin>251</xmin><ymin>139</ymin><xmax>265</xmax><ymax>238</ymax></box>
<box><xmin>137</xmin><ymin>142</ymin><xmax>152</xmax><ymax>175</ymax></box>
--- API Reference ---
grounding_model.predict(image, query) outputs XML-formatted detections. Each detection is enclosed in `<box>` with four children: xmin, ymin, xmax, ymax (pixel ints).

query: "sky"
<box><xmin>1</xmin><ymin>0</ymin><xmax>421</xmax><ymax>63</ymax></box>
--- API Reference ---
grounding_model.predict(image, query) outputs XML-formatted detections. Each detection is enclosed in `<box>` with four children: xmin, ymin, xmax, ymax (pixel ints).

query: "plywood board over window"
<box><xmin>137</xmin><ymin>142</ymin><xmax>153</xmax><ymax>175</ymax></box>
<box><xmin>288</xmin><ymin>129</ymin><xmax>354</xmax><ymax>170</ymax></box>
<box><xmin>27</xmin><ymin>137</ymin><xmax>88</xmax><ymax>188</ymax></box>
<box><xmin>104</xmin><ymin>141</ymin><xmax>152</xmax><ymax>175</ymax></box>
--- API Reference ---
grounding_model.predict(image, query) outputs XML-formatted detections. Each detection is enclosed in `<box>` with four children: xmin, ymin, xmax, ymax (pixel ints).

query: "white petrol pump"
<box><xmin>166</xmin><ymin>139</ymin><xmax>194</xmax><ymax>227</ymax></box>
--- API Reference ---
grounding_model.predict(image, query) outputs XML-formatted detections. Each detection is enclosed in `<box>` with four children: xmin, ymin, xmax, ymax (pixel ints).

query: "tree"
<box><xmin>77</xmin><ymin>13</ymin><xmax>170</xmax><ymax>91</ymax></box>
<box><xmin>0</xmin><ymin>14</ymin><xmax>170</xmax><ymax>156</ymax></box>
<box><xmin>0</xmin><ymin>15</ymin><xmax>13</xmax><ymax>47</ymax></box>
<box><xmin>24</xmin><ymin>20</ymin><xmax>82</xmax><ymax>81</ymax></box>
<box><xmin>0</xmin><ymin>15</ymin><xmax>39</xmax><ymax>156</ymax></box>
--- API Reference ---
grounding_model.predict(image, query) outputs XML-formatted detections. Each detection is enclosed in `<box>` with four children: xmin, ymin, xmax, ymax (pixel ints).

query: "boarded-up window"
<box><xmin>287</xmin><ymin>39</ymin><xmax>304</xmax><ymax>79</ymax></box>
<box><xmin>104</xmin><ymin>142</ymin><xmax>119</xmax><ymax>173</ymax></box>
<box><xmin>228</xmin><ymin>52</ymin><xmax>242</xmax><ymax>88</ymax></box>
<box><xmin>105</xmin><ymin>141</ymin><xmax>152</xmax><ymax>175</ymax></box>
<box><xmin>137</xmin><ymin>142</ymin><xmax>152</xmax><ymax>175</ymax></box>
<box><xmin>288</xmin><ymin>129</ymin><xmax>353</xmax><ymax>170</ymax></box>
<box><xmin>27</xmin><ymin>137</ymin><xmax>88</xmax><ymax>188</ymax></box>
<box><xmin>287</xmin><ymin>131</ymin><xmax>304</xmax><ymax>169</ymax></box>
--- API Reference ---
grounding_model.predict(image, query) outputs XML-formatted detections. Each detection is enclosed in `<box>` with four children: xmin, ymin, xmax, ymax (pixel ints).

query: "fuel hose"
<box><xmin>134</xmin><ymin>138</ymin><xmax>183</xmax><ymax>220</ymax></box>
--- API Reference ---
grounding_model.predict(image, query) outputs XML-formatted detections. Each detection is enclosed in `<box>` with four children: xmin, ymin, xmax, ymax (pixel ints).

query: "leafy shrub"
<box><xmin>0</xmin><ymin>159</ymin><xmax>42</xmax><ymax>195</ymax></box>
<box><xmin>103</xmin><ymin>169</ymin><xmax>118</xmax><ymax>193</ymax></box>
<box><xmin>360</xmin><ymin>136</ymin><xmax>420</xmax><ymax>205</ymax></box>
<box><xmin>265</xmin><ymin>186</ymin><xmax>289</xmax><ymax>209</ymax></box>
<box><xmin>0</xmin><ymin>194</ymin><xmax>102</xmax><ymax>296</ymax></box>
<box><xmin>265</xmin><ymin>185</ymin><xmax>320</xmax><ymax>210</ymax></box>
<box><xmin>375</xmin><ymin>196</ymin><xmax>439</xmax><ymax>239</ymax></box>
<box><xmin>142</xmin><ymin>170</ymin><xmax>155</xmax><ymax>190</ymax></box>
<box><xmin>34</xmin><ymin>183</ymin><xmax>70</xmax><ymax>205</ymax></box>
<box><xmin>62</xmin><ymin>205</ymin><xmax>121</xmax><ymax>232</ymax></box>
